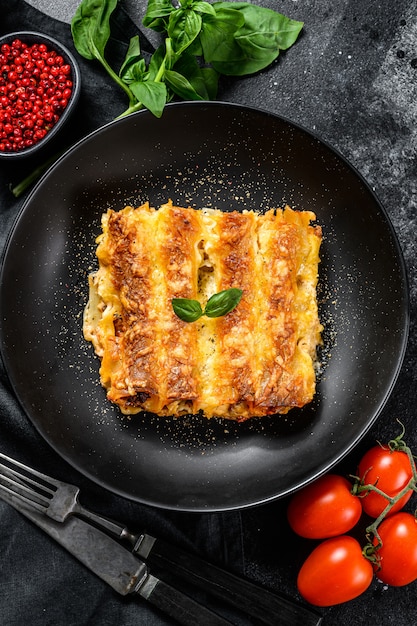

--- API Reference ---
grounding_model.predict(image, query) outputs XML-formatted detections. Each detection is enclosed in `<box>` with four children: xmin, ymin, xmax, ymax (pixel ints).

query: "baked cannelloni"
<box><xmin>83</xmin><ymin>200</ymin><xmax>322</xmax><ymax>421</ymax></box>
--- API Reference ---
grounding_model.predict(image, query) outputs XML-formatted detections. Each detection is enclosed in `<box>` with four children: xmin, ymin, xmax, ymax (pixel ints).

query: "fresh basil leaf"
<box><xmin>148</xmin><ymin>44</ymin><xmax>166</xmax><ymax>80</ymax></box>
<box><xmin>71</xmin><ymin>0</ymin><xmax>118</xmax><ymax>61</ymax></box>
<box><xmin>120</xmin><ymin>35</ymin><xmax>141</xmax><ymax>68</ymax></box>
<box><xmin>143</xmin><ymin>0</ymin><xmax>174</xmax><ymax>31</ymax></box>
<box><xmin>199</xmin><ymin>8</ymin><xmax>243</xmax><ymax>64</ymax></box>
<box><xmin>200</xmin><ymin>67</ymin><xmax>219</xmax><ymax>100</ymax></box>
<box><xmin>165</xmin><ymin>69</ymin><xmax>205</xmax><ymax>100</ymax></box>
<box><xmin>191</xmin><ymin>1</ymin><xmax>216</xmax><ymax>16</ymax></box>
<box><xmin>204</xmin><ymin>288</ymin><xmax>243</xmax><ymax>318</ymax></box>
<box><xmin>210</xmin><ymin>2</ymin><xmax>303</xmax><ymax>75</ymax></box>
<box><xmin>234</xmin><ymin>5</ymin><xmax>304</xmax><ymax>55</ymax></box>
<box><xmin>172</xmin><ymin>298</ymin><xmax>203</xmax><ymax>322</ymax></box>
<box><xmin>121</xmin><ymin>58</ymin><xmax>147</xmax><ymax>84</ymax></box>
<box><xmin>119</xmin><ymin>35</ymin><xmax>143</xmax><ymax>81</ymax></box>
<box><xmin>168</xmin><ymin>8</ymin><xmax>203</xmax><ymax>56</ymax></box>
<box><xmin>181</xmin><ymin>0</ymin><xmax>196</xmax><ymax>9</ymax></box>
<box><xmin>119</xmin><ymin>37</ymin><xmax>147</xmax><ymax>84</ymax></box>
<box><xmin>129</xmin><ymin>80</ymin><xmax>167</xmax><ymax>118</ymax></box>
<box><xmin>186</xmin><ymin>36</ymin><xmax>203</xmax><ymax>57</ymax></box>
<box><xmin>171</xmin><ymin>52</ymin><xmax>219</xmax><ymax>100</ymax></box>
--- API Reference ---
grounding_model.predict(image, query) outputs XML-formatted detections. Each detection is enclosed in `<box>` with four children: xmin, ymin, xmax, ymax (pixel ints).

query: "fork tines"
<box><xmin>0</xmin><ymin>453</ymin><xmax>55</xmax><ymax>513</ymax></box>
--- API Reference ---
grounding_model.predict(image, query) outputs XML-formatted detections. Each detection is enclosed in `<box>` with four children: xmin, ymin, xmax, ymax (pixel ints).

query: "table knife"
<box><xmin>0</xmin><ymin>491</ymin><xmax>233</xmax><ymax>626</ymax></box>
<box><xmin>135</xmin><ymin>532</ymin><xmax>323</xmax><ymax>626</ymax></box>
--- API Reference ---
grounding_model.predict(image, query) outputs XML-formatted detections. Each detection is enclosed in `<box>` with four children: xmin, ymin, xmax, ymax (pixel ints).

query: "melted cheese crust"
<box><xmin>83</xmin><ymin>200</ymin><xmax>323</xmax><ymax>421</ymax></box>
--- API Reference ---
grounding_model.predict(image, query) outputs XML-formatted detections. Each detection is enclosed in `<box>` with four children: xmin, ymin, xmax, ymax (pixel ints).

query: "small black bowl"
<box><xmin>0</xmin><ymin>31</ymin><xmax>81</xmax><ymax>160</ymax></box>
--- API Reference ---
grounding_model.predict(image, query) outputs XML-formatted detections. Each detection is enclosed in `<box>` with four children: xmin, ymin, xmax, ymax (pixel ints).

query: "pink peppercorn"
<box><xmin>0</xmin><ymin>38</ymin><xmax>73</xmax><ymax>153</ymax></box>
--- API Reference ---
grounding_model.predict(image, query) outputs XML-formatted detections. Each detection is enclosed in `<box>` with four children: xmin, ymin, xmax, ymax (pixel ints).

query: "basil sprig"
<box><xmin>71</xmin><ymin>0</ymin><xmax>303</xmax><ymax>119</ymax></box>
<box><xmin>12</xmin><ymin>1</ymin><xmax>303</xmax><ymax>198</ymax></box>
<box><xmin>172</xmin><ymin>288</ymin><xmax>243</xmax><ymax>322</ymax></box>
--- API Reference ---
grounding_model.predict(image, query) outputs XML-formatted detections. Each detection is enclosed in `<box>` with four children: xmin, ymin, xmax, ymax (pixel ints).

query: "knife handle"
<box><xmin>138</xmin><ymin>573</ymin><xmax>233</xmax><ymax>626</ymax></box>
<box><xmin>136</xmin><ymin>535</ymin><xmax>322</xmax><ymax>626</ymax></box>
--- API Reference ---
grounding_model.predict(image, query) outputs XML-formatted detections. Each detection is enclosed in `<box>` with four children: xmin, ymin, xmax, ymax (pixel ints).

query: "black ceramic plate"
<box><xmin>0</xmin><ymin>102</ymin><xmax>409</xmax><ymax>511</ymax></box>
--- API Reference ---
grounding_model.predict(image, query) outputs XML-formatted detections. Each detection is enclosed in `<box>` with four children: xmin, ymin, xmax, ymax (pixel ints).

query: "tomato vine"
<box><xmin>289</xmin><ymin>420</ymin><xmax>417</xmax><ymax>606</ymax></box>
<box><xmin>353</xmin><ymin>422</ymin><xmax>417</xmax><ymax>563</ymax></box>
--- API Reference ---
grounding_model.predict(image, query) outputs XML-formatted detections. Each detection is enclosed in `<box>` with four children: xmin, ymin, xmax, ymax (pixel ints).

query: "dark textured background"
<box><xmin>1</xmin><ymin>1</ymin><xmax>417</xmax><ymax>624</ymax></box>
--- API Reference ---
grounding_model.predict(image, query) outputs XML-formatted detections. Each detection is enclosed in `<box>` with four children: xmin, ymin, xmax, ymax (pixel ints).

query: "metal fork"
<box><xmin>0</xmin><ymin>452</ymin><xmax>323</xmax><ymax>626</ymax></box>
<box><xmin>0</xmin><ymin>452</ymin><xmax>138</xmax><ymax>545</ymax></box>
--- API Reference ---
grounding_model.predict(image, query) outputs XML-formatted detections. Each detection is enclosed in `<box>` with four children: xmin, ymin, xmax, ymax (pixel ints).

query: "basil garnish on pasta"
<box><xmin>172</xmin><ymin>288</ymin><xmax>243</xmax><ymax>322</ymax></box>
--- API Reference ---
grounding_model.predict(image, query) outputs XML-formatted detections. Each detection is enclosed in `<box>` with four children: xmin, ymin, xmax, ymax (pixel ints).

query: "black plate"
<box><xmin>0</xmin><ymin>102</ymin><xmax>409</xmax><ymax>511</ymax></box>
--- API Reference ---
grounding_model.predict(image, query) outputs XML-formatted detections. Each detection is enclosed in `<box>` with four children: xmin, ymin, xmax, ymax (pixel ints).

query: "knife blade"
<box><xmin>0</xmin><ymin>490</ymin><xmax>233</xmax><ymax>626</ymax></box>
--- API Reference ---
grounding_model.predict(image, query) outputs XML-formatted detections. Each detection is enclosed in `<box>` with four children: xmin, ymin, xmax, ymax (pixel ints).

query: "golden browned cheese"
<box><xmin>83</xmin><ymin>200</ymin><xmax>323</xmax><ymax>421</ymax></box>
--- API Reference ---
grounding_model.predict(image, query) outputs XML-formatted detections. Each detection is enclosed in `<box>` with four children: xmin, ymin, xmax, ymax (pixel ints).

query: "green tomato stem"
<box><xmin>357</xmin><ymin>429</ymin><xmax>417</xmax><ymax>563</ymax></box>
<box><xmin>364</xmin><ymin>475</ymin><xmax>416</xmax><ymax>549</ymax></box>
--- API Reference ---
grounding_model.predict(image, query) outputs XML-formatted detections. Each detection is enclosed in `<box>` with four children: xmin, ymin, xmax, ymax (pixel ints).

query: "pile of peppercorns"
<box><xmin>0</xmin><ymin>38</ymin><xmax>73</xmax><ymax>153</ymax></box>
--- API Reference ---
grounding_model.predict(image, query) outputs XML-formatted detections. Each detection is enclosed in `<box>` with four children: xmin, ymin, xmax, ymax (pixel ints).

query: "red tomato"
<box><xmin>297</xmin><ymin>536</ymin><xmax>373</xmax><ymax>606</ymax></box>
<box><xmin>287</xmin><ymin>474</ymin><xmax>362</xmax><ymax>538</ymax></box>
<box><xmin>357</xmin><ymin>445</ymin><xmax>413</xmax><ymax>517</ymax></box>
<box><xmin>373</xmin><ymin>512</ymin><xmax>417</xmax><ymax>586</ymax></box>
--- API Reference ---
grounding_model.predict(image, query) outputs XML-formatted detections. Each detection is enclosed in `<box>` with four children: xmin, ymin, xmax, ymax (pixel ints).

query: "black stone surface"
<box><xmin>1</xmin><ymin>1</ymin><xmax>417</xmax><ymax>624</ymax></box>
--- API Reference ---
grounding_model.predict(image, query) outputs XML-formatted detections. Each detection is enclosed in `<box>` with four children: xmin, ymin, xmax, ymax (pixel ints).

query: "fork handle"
<box><xmin>134</xmin><ymin>534</ymin><xmax>322</xmax><ymax>626</ymax></box>
<box><xmin>77</xmin><ymin>507</ymin><xmax>140</xmax><ymax>544</ymax></box>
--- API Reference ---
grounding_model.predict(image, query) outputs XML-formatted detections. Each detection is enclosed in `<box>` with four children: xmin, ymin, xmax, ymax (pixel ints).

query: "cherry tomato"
<box><xmin>297</xmin><ymin>536</ymin><xmax>373</xmax><ymax>606</ymax></box>
<box><xmin>373</xmin><ymin>512</ymin><xmax>417</xmax><ymax>586</ymax></box>
<box><xmin>357</xmin><ymin>445</ymin><xmax>413</xmax><ymax>518</ymax></box>
<box><xmin>287</xmin><ymin>474</ymin><xmax>362</xmax><ymax>539</ymax></box>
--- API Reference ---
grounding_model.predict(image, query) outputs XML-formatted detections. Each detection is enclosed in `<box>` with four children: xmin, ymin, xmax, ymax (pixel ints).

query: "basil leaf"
<box><xmin>199</xmin><ymin>8</ymin><xmax>244</xmax><ymax>64</ymax></box>
<box><xmin>119</xmin><ymin>36</ymin><xmax>145</xmax><ymax>82</ymax></box>
<box><xmin>143</xmin><ymin>0</ymin><xmax>175</xmax><ymax>31</ymax></box>
<box><xmin>168</xmin><ymin>8</ymin><xmax>203</xmax><ymax>56</ymax></box>
<box><xmin>148</xmin><ymin>44</ymin><xmax>166</xmax><ymax>80</ymax></box>
<box><xmin>120</xmin><ymin>58</ymin><xmax>147</xmax><ymax>84</ymax></box>
<box><xmin>172</xmin><ymin>298</ymin><xmax>203</xmax><ymax>322</ymax></box>
<box><xmin>204</xmin><ymin>288</ymin><xmax>243</xmax><ymax>318</ymax></box>
<box><xmin>71</xmin><ymin>0</ymin><xmax>118</xmax><ymax>61</ymax></box>
<box><xmin>210</xmin><ymin>2</ymin><xmax>303</xmax><ymax>75</ymax></box>
<box><xmin>200</xmin><ymin>66</ymin><xmax>219</xmax><ymax>100</ymax></box>
<box><xmin>173</xmin><ymin>52</ymin><xmax>219</xmax><ymax>100</ymax></box>
<box><xmin>192</xmin><ymin>1</ymin><xmax>216</xmax><ymax>17</ymax></box>
<box><xmin>234</xmin><ymin>5</ymin><xmax>304</xmax><ymax>55</ymax></box>
<box><xmin>129</xmin><ymin>80</ymin><xmax>167</xmax><ymax>118</ymax></box>
<box><xmin>165</xmin><ymin>69</ymin><xmax>205</xmax><ymax>101</ymax></box>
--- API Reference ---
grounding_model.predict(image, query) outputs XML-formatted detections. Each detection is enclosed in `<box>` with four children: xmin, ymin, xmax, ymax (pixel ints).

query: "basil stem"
<box><xmin>71</xmin><ymin>0</ymin><xmax>135</xmax><ymax>104</ymax></box>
